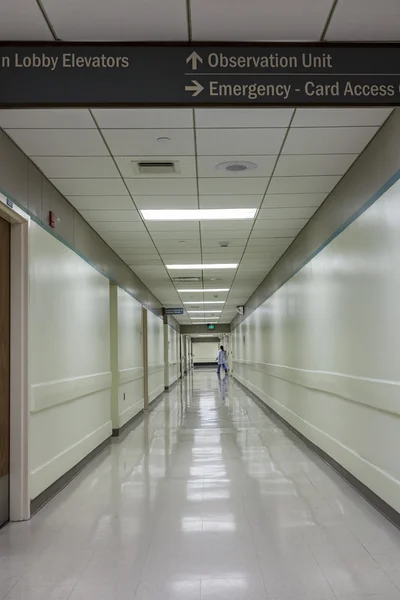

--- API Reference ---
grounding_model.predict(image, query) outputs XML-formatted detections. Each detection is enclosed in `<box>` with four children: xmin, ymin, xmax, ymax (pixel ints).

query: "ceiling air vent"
<box><xmin>132</xmin><ymin>161</ymin><xmax>180</xmax><ymax>175</ymax></box>
<box><xmin>172</xmin><ymin>277</ymin><xmax>201</xmax><ymax>282</ymax></box>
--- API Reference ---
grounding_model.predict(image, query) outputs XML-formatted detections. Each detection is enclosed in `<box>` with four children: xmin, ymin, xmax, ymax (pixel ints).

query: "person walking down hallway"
<box><xmin>217</xmin><ymin>345</ymin><xmax>228</xmax><ymax>376</ymax></box>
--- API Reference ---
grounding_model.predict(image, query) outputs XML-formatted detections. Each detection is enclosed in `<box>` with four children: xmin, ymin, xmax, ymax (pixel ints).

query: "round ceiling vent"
<box><xmin>216</xmin><ymin>161</ymin><xmax>258</xmax><ymax>172</ymax></box>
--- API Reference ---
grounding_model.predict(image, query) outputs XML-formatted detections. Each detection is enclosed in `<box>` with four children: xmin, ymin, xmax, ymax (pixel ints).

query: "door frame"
<box><xmin>0</xmin><ymin>195</ymin><xmax>30</xmax><ymax>521</ymax></box>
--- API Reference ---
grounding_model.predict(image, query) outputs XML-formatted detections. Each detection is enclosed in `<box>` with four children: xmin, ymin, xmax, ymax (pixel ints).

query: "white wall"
<box><xmin>29</xmin><ymin>222</ymin><xmax>111</xmax><ymax>499</ymax></box>
<box><xmin>115</xmin><ymin>287</ymin><xmax>143</xmax><ymax>429</ymax></box>
<box><xmin>147</xmin><ymin>310</ymin><xmax>164</xmax><ymax>403</ymax></box>
<box><xmin>193</xmin><ymin>341</ymin><xmax>219</xmax><ymax>363</ymax></box>
<box><xmin>233</xmin><ymin>178</ymin><xmax>400</xmax><ymax>514</ymax></box>
<box><xmin>166</xmin><ymin>325</ymin><xmax>179</xmax><ymax>387</ymax></box>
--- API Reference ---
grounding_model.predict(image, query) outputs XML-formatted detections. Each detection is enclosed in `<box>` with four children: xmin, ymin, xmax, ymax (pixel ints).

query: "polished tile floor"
<box><xmin>1</xmin><ymin>370</ymin><xmax>400</xmax><ymax>600</ymax></box>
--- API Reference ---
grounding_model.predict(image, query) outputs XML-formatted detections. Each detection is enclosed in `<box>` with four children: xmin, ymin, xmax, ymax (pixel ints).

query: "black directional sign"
<box><xmin>1</xmin><ymin>43</ymin><xmax>400</xmax><ymax>107</ymax></box>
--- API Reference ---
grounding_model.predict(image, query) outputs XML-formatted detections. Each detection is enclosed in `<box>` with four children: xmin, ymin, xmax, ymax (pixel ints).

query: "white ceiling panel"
<box><xmin>92</xmin><ymin>109</ymin><xmax>192</xmax><ymax>129</ymax></box>
<box><xmin>0</xmin><ymin>109</ymin><xmax>95</xmax><ymax>129</ymax></box>
<box><xmin>246</xmin><ymin>238</ymin><xmax>293</xmax><ymax>247</ymax></box>
<box><xmin>326</xmin><ymin>0</ymin><xmax>400</xmax><ymax>41</ymax></box>
<box><xmin>146</xmin><ymin>221</ymin><xmax>200</xmax><ymax>232</ymax></box>
<box><xmin>0</xmin><ymin>0</ymin><xmax>53</xmax><ymax>40</ymax></box>
<box><xmin>199</xmin><ymin>178</ymin><xmax>269</xmax><ymax>195</ymax></box>
<box><xmin>250</xmin><ymin>228</ymin><xmax>299</xmax><ymax>238</ymax></box>
<box><xmin>274</xmin><ymin>154</ymin><xmax>358</xmax><ymax>177</ymax></box>
<box><xmin>67</xmin><ymin>196</ymin><xmax>134</xmax><ymax>210</ymax></box>
<box><xmin>90</xmin><ymin>222</ymin><xmax>149</xmax><ymax>233</ymax></box>
<box><xmin>199</xmin><ymin>195</ymin><xmax>264</xmax><ymax>208</ymax></box>
<box><xmin>51</xmin><ymin>178</ymin><xmax>127</xmax><ymax>196</ymax></box>
<box><xmin>5</xmin><ymin>129</ymin><xmax>108</xmax><ymax>157</ymax></box>
<box><xmin>190</xmin><ymin>0</ymin><xmax>334</xmax><ymax>40</ymax></box>
<box><xmin>253</xmin><ymin>218</ymin><xmax>308</xmax><ymax>230</ymax></box>
<box><xmin>258</xmin><ymin>207</ymin><xmax>317</xmax><ymax>219</ymax></box>
<box><xmin>33</xmin><ymin>156</ymin><xmax>120</xmax><ymax>179</ymax></box>
<box><xmin>134</xmin><ymin>196</ymin><xmax>199</xmax><ymax>209</ymax></box>
<box><xmin>151</xmin><ymin>232</ymin><xmax>200</xmax><ymax>241</ymax></box>
<box><xmin>195</xmin><ymin>109</ymin><xmax>293</xmax><ymax>128</ymax></box>
<box><xmin>159</xmin><ymin>254</ymin><xmax>202</xmax><ymax>263</ymax></box>
<box><xmin>197</xmin><ymin>155</ymin><xmax>276</xmax><ymax>178</ymax></box>
<box><xmin>116</xmin><ymin>156</ymin><xmax>196</xmax><ymax>178</ymax></box>
<box><xmin>196</xmin><ymin>128</ymin><xmax>286</xmax><ymax>155</ymax></box>
<box><xmin>79</xmin><ymin>210</ymin><xmax>141</xmax><ymax>223</ymax></box>
<box><xmin>268</xmin><ymin>175</ymin><xmax>340</xmax><ymax>194</ymax></box>
<box><xmin>102</xmin><ymin>129</ymin><xmax>195</xmax><ymax>156</ymax></box>
<box><xmin>126</xmin><ymin>178</ymin><xmax>197</xmax><ymax>196</ymax></box>
<box><xmin>200</xmin><ymin>230</ymin><xmax>250</xmax><ymax>240</ymax></box>
<box><xmin>201</xmin><ymin>221</ymin><xmax>253</xmax><ymax>231</ymax></box>
<box><xmin>282</xmin><ymin>127</ymin><xmax>379</xmax><ymax>155</ymax></box>
<box><xmin>41</xmin><ymin>0</ymin><xmax>189</xmax><ymax>41</ymax></box>
<box><xmin>293</xmin><ymin>108</ymin><xmax>393</xmax><ymax>127</ymax></box>
<box><xmin>262</xmin><ymin>193</ymin><xmax>327</xmax><ymax>208</ymax></box>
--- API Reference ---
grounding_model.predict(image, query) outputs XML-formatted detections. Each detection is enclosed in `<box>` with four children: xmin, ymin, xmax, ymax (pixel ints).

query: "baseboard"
<box><xmin>112</xmin><ymin>408</ymin><xmax>143</xmax><ymax>437</ymax></box>
<box><xmin>165</xmin><ymin>379</ymin><xmax>179</xmax><ymax>392</ymax></box>
<box><xmin>234</xmin><ymin>377</ymin><xmax>400</xmax><ymax>531</ymax></box>
<box><xmin>30</xmin><ymin>437</ymin><xmax>111</xmax><ymax>516</ymax></box>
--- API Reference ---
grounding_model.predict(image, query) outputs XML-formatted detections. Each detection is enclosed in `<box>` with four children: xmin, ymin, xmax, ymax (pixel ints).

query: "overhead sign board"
<box><xmin>0</xmin><ymin>43</ymin><xmax>400</xmax><ymax>107</ymax></box>
<box><xmin>165</xmin><ymin>308</ymin><xmax>184</xmax><ymax>315</ymax></box>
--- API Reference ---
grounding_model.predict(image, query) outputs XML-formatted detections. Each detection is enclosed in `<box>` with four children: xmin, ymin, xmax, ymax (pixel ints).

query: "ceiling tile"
<box><xmin>41</xmin><ymin>0</ymin><xmax>189</xmax><ymax>41</ymax></box>
<box><xmin>159</xmin><ymin>254</ymin><xmax>201</xmax><ymax>262</ymax></box>
<box><xmin>5</xmin><ymin>129</ymin><xmax>109</xmax><ymax>157</ymax></box>
<box><xmin>195</xmin><ymin>108</ymin><xmax>293</xmax><ymax>128</ymax></box>
<box><xmin>253</xmin><ymin>218</ymin><xmax>307</xmax><ymax>230</ymax></box>
<box><xmin>197</xmin><ymin>155</ymin><xmax>276</xmax><ymax>178</ymax></box>
<box><xmin>196</xmin><ymin>128</ymin><xmax>286</xmax><ymax>155</ymax></box>
<box><xmin>282</xmin><ymin>127</ymin><xmax>379</xmax><ymax>154</ymax></box>
<box><xmin>199</xmin><ymin>178</ymin><xmax>269</xmax><ymax>195</ymax></box>
<box><xmin>116</xmin><ymin>156</ymin><xmax>196</xmax><ymax>178</ymax></box>
<box><xmin>200</xmin><ymin>230</ymin><xmax>249</xmax><ymax>239</ymax></box>
<box><xmin>93</xmin><ymin>108</ymin><xmax>193</xmax><ymax>129</ymax></box>
<box><xmin>151</xmin><ymin>231</ymin><xmax>200</xmax><ymax>241</ymax></box>
<box><xmin>102</xmin><ymin>129</ymin><xmax>195</xmax><ymax>156</ymax></box>
<box><xmin>33</xmin><ymin>156</ymin><xmax>120</xmax><ymax>179</ymax></box>
<box><xmin>201</xmin><ymin>221</ymin><xmax>253</xmax><ymax>231</ymax></box>
<box><xmin>126</xmin><ymin>178</ymin><xmax>197</xmax><ymax>195</ymax></box>
<box><xmin>274</xmin><ymin>154</ymin><xmax>358</xmax><ymax>177</ymax></box>
<box><xmin>67</xmin><ymin>196</ymin><xmax>134</xmax><ymax>210</ymax></box>
<box><xmin>262</xmin><ymin>193</ymin><xmax>327</xmax><ymax>208</ymax></box>
<box><xmin>326</xmin><ymin>0</ymin><xmax>400</xmax><ymax>41</ymax></box>
<box><xmin>79</xmin><ymin>209</ymin><xmax>141</xmax><ymax>222</ymax></box>
<box><xmin>91</xmin><ymin>222</ymin><xmax>149</xmax><ymax>233</ymax></box>
<box><xmin>292</xmin><ymin>108</ymin><xmax>393</xmax><ymax>127</ymax></box>
<box><xmin>258</xmin><ymin>207</ymin><xmax>317</xmax><ymax>219</ymax></box>
<box><xmin>50</xmin><ymin>178</ymin><xmax>127</xmax><ymax>196</ymax></box>
<box><xmin>199</xmin><ymin>195</ymin><xmax>264</xmax><ymax>208</ymax></box>
<box><xmin>134</xmin><ymin>196</ymin><xmax>199</xmax><ymax>209</ymax></box>
<box><xmin>246</xmin><ymin>238</ymin><xmax>292</xmax><ymax>247</ymax></box>
<box><xmin>146</xmin><ymin>221</ymin><xmax>200</xmax><ymax>232</ymax></box>
<box><xmin>0</xmin><ymin>109</ymin><xmax>95</xmax><ymax>129</ymax></box>
<box><xmin>250</xmin><ymin>229</ymin><xmax>299</xmax><ymax>238</ymax></box>
<box><xmin>190</xmin><ymin>0</ymin><xmax>333</xmax><ymax>40</ymax></box>
<box><xmin>0</xmin><ymin>0</ymin><xmax>54</xmax><ymax>39</ymax></box>
<box><xmin>268</xmin><ymin>175</ymin><xmax>341</xmax><ymax>194</ymax></box>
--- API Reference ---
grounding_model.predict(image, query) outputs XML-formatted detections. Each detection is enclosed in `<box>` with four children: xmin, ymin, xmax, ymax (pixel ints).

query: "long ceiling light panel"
<box><xmin>178</xmin><ymin>289</ymin><xmax>230</xmax><ymax>293</ymax></box>
<box><xmin>167</xmin><ymin>264</ymin><xmax>237</xmax><ymax>270</ymax></box>
<box><xmin>187</xmin><ymin>310</ymin><xmax>223</xmax><ymax>314</ymax></box>
<box><xmin>183</xmin><ymin>301</ymin><xmax>225</xmax><ymax>304</ymax></box>
<box><xmin>141</xmin><ymin>209</ymin><xmax>257</xmax><ymax>221</ymax></box>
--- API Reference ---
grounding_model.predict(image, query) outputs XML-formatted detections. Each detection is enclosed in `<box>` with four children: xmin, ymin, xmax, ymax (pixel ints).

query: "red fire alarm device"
<box><xmin>49</xmin><ymin>211</ymin><xmax>56</xmax><ymax>228</ymax></box>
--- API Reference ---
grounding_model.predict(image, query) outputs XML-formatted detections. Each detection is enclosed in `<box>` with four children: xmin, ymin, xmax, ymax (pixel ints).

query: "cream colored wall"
<box><xmin>29</xmin><ymin>222</ymin><xmax>111</xmax><ymax>499</ymax></box>
<box><xmin>116</xmin><ymin>287</ymin><xmax>144</xmax><ymax>428</ymax></box>
<box><xmin>167</xmin><ymin>325</ymin><xmax>180</xmax><ymax>387</ymax></box>
<box><xmin>193</xmin><ymin>342</ymin><xmax>219</xmax><ymax>363</ymax></box>
<box><xmin>147</xmin><ymin>310</ymin><xmax>164</xmax><ymax>403</ymax></box>
<box><xmin>233</xmin><ymin>178</ymin><xmax>400</xmax><ymax>514</ymax></box>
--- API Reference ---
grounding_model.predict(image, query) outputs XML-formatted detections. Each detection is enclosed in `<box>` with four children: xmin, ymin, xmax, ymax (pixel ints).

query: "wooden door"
<box><xmin>0</xmin><ymin>216</ymin><xmax>10</xmax><ymax>526</ymax></box>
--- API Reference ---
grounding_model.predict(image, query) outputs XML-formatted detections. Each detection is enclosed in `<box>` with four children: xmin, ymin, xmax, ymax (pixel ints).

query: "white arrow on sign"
<box><xmin>185</xmin><ymin>80</ymin><xmax>204</xmax><ymax>97</ymax></box>
<box><xmin>186</xmin><ymin>51</ymin><xmax>203</xmax><ymax>70</ymax></box>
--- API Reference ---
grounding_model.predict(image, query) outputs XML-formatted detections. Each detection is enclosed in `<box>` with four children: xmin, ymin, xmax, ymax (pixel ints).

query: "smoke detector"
<box><xmin>219</xmin><ymin>241</ymin><xmax>229</xmax><ymax>248</ymax></box>
<box><xmin>216</xmin><ymin>161</ymin><xmax>258</xmax><ymax>173</ymax></box>
<box><xmin>131</xmin><ymin>160</ymin><xmax>181</xmax><ymax>175</ymax></box>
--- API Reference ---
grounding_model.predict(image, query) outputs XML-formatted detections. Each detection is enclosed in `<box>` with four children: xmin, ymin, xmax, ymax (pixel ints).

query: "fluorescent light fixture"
<box><xmin>187</xmin><ymin>310</ymin><xmax>222</xmax><ymax>314</ymax></box>
<box><xmin>167</xmin><ymin>264</ymin><xmax>237</xmax><ymax>270</ymax></box>
<box><xmin>178</xmin><ymin>288</ymin><xmax>230</xmax><ymax>293</ymax></box>
<box><xmin>183</xmin><ymin>301</ymin><xmax>224</xmax><ymax>305</ymax></box>
<box><xmin>141</xmin><ymin>209</ymin><xmax>257</xmax><ymax>221</ymax></box>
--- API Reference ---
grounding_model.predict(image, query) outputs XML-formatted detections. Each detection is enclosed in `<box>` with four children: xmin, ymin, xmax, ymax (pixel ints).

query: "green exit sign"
<box><xmin>208</xmin><ymin>324</ymin><xmax>215</xmax><ymax>330</ymax></box>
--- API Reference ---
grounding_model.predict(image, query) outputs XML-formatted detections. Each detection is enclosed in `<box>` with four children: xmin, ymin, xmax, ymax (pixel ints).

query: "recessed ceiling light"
<box><xmin>187</xmin><ymin>310</ymin><xmax>222</xmax><ymax>314</ymax></box>
<box><xmin>183</xmin><ymin>301</ymin><xmax>224</xmax><ymax>304</ymax></box>
<box><xmin>141</xmin><ymin>209</ymin><xmax>257</xmax><ymax>221</ymax></box>
<box><xmin>167</xmin><ymin>264</ymin><xmax>237</xmax><ymax>270</ymax></box>
<box><xmin>216</xmin><ymin>160</ymin><xmax>258</xmax><ymax>172</ymax></box>
<box><xmin>178</xmin><ymin>288</ymin><xmax>229</xmax><ymax>292</ymax></box>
